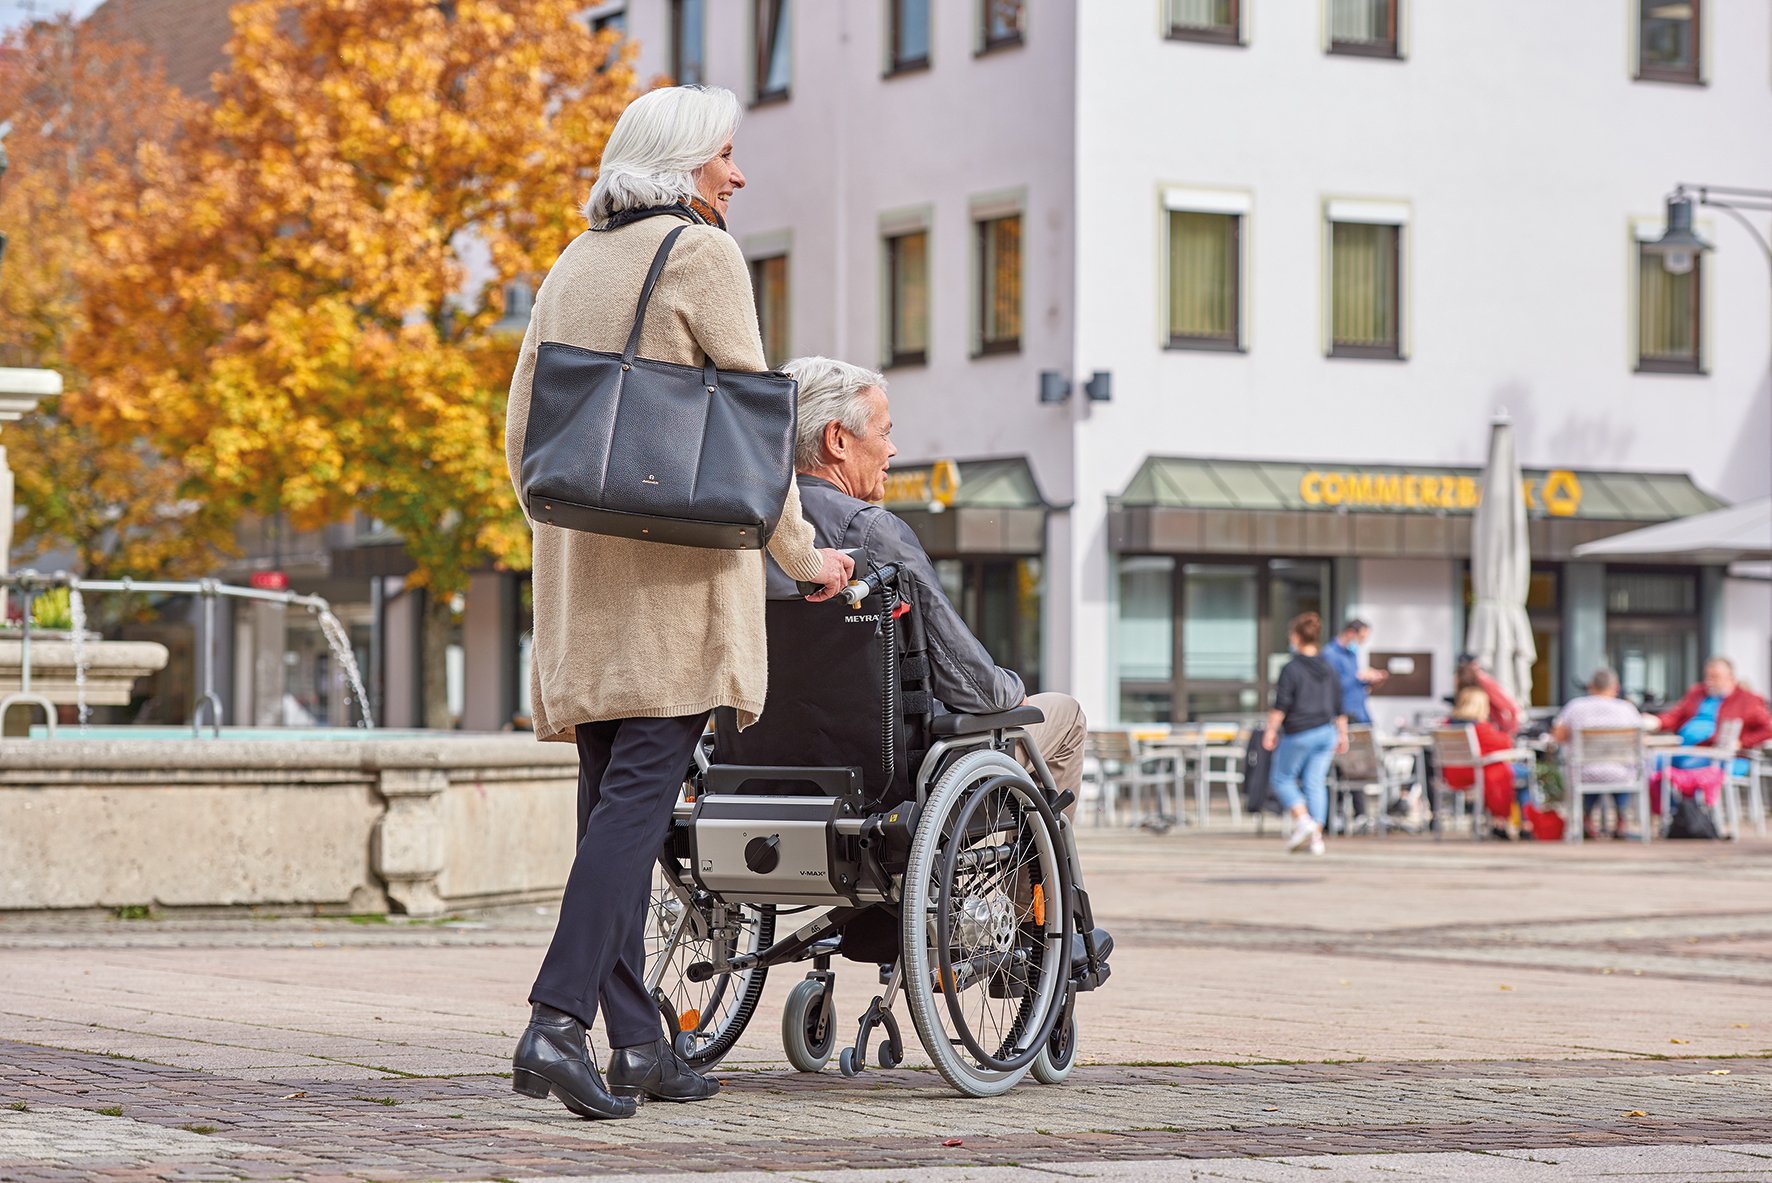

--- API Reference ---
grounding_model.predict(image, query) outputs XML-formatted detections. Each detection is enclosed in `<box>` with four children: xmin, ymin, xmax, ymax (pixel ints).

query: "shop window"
<box><xmin>1166</xmin><ymin>0</ymin><xmax>1239</xmax><ymax>45</ymax></box>
<box><xmin>1117</xmin><ymin>556</ymin><xmax>1175</xmax><ymax>723</ymax></box>
<box><xmin>885</xmin><ymin>228</ymin><xmax>930</xmax><ymax>368</ymax></box>
<box><xmin>937</xmin><ymin>557</ymin><xmax>1043</xmax><ymax>693</ymax></box>
<box><xmin>979</xmin><ymin>0</ymin><xmax>1024</xmax><ymax>53</ymax></box>
<box><xmin>750</xmin><ymin>253</ymin><xmax>789</xmax><ymax>366</ymax></box>
<box><xmin>755</xmin><ymin>0</ymin><xmax>791</xmax><ymax>103</ymax></box>
<box><xmin>670</xmin><ymin>0</ymin><xmax>706</xmax><ymax>84</ymax></box>
<box><xmin>1183</xmin><ymin>564</ymin><xmax>1259</xmax><ymax>683</ymax></box>
<box><xmin>888</xmin><ymin>0</ymin><xmax>931</xmax><ymax>74</ymax></box>
<box><xmin>1638</xmin><ymin>0</ymin><xmax>1700</xmax><ymax>83</ymax></box>
<box><xmin>1167</xmin><ymin>210</ymin><xmax>1241</xmax><ymax>350</ymax></box>
<box><xmin>1329</xmin><ymin>0</ymin><xmax>1399</xmax><ymax>58</ymax></box>
<box><xmin>976</xmin><ymin>213</ymin><xmax>1022</xmax><ymax>355</ymax></box>
<box><xmin>1605</xmin><ymin>569</ymin><xmax>1699</xmax><ymax>710</ymax></box>
<box><xmin>1637</xmin><ymin>245</ymin><xmax>1702</xmax><ymax>374</ymax></box>
<box><xmin>1329</xmin><ymin>220</ymin><xmax>1402</xmax><ymax>359</ymax></box>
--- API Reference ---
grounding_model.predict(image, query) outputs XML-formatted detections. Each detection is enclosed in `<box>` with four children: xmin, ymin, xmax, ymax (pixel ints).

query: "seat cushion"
<box><xmin>929</xmin><ymin>705</ymin><xmax>1045</xmax><ymax>736</ymax></box>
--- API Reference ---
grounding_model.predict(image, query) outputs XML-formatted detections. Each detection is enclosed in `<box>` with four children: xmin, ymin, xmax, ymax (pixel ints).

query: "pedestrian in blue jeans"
<box><xmin>1261</xmin><ymin>612</ymin><xmax>1348</xmax><ymax>855</ymax></box>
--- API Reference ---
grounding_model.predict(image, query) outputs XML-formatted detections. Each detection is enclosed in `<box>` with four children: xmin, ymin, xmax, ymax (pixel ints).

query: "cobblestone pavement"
<box><xmin>2</xmin><ymin>827</ymin><xmax>1769</xmax><ymax>1181</ymax></box>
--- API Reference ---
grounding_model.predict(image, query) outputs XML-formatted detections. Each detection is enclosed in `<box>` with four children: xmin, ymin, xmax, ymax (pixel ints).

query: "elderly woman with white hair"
<box><xmin>505</xmin><ymin>85</ymin><xmax>853</xmax><ymax>1121</ymax></box>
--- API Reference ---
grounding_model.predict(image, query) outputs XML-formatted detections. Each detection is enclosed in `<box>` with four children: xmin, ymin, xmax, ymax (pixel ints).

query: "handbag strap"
<box><xmin>622</xmin><ymin>223</ymin><xmax>719</xmax><ymax>391</ymax></box>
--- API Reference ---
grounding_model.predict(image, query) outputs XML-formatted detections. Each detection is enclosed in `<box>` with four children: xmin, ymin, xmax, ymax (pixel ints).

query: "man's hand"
<box><xmin>802</xmin><ymin>548</ymin><xmax>856</xmax><ymax>602</ymax></box>
<box><xmin>1361</xmin><ymin>668</ymin><xmax>1389</xmax><ymax>685</ymax></box>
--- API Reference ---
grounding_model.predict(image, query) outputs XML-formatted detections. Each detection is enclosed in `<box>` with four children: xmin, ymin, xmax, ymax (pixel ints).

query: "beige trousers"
<box><xmin>1023</xmin><ymin>691</ymin><xmax>1087</xmax><ymax>799</ymax></box>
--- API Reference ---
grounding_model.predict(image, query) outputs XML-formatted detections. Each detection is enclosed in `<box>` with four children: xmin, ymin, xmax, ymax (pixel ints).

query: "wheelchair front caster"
<box><xmin>672</xmin><ymin>1029</ymin><xmax>698</xmax><ymax>1063</ymax></box>
<box><xmin>781</xmin><ymin>975</ymin><xmax>837</xmax><ymax>1073</ymax></box>
<box><xmin>1032</xmin><ymin>995</ymin><xmax>1078</xmax><ymax>1085</ymax></box>
<box><xmin>838</xmin><ymin>1046</ymin><xmax>861</xmax><ymax>1078</ymax></box>
<box><xmin>876</xmin><ymin>1039</ymin><xmax>902</xmax><ymax>1070</ymax></box>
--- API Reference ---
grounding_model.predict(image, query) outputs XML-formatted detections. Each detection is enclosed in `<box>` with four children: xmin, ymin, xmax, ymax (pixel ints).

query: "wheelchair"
<box><xmin>642</xmin><ymin>563</ymin><xmax>1111</xmax><ymax>1097</ymax></box>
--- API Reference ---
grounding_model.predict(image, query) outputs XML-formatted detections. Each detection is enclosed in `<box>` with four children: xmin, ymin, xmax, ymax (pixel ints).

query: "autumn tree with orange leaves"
<box><xmin>76</xmin><ymin>0</ymin><xmax>638</xmax><ymax>724</ymax></box>
<box><xmin>0</xmin><ymin>18</ymin><xmax>221</xmax><ymax>581</ymax></box>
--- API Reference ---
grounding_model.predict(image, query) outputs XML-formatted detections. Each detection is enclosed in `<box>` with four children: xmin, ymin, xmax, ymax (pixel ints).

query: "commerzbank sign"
<box><xmin>1298</xmin><ymin>468</ymin><xmax>1583</xmax><ymax>517</ymax></box>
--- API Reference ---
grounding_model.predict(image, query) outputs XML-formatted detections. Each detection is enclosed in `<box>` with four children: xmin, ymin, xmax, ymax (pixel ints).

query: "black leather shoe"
<box><xmin>607</xmin><ymin>1037</ymin><xmax>720</xmax><ymax>1102</ymax></box>
<box><xmin>511</xmin><ymin>1003</ymin><xmax>636</xmax><ymax>1120</ymax></box>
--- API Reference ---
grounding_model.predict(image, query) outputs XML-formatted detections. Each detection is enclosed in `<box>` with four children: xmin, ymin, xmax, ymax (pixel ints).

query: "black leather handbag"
<box><xmin>519</xmin><ymin>224</ymin><xmax>797</xmax><ymax>549</ymax></box>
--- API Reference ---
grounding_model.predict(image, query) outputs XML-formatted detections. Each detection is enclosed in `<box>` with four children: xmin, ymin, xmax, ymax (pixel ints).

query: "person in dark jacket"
<box><xmin>767</xmin><ymin>356</ymin><xmax>1087</xmax><ymax>801</ymax></box>
<box><xmin>1261</xmin><ymin>612</ymin><xmax>1347</xmax><ymax>855</ymax></box>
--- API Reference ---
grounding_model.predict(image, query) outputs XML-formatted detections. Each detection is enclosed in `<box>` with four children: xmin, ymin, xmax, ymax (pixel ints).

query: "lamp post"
<box><xmin>1644</xmin><ymin>184</ymin><xmax>1772</xmax><ymax>278</ymax></box>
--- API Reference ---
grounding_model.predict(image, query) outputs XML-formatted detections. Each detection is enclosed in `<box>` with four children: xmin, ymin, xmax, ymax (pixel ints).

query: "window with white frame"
<box><xmin>1326</xmin><ymin>200</ymin><xmax>1407</xmax><ymax>359</ymax></box>
<box><xmin>1636</xmin><ymin>240</ymin><xmax>1703</xmax><ymax>373</ymax></box>
<box><xmin>750</xmin><ymin>253</ymin><xmax>789</xmax><ymax>366</ymax></box>
<box><xmin>976</xmin><ymin>212</ymin><xmax>1022</xmax><ymax>355</ymax></box>
<box><xmin>755</xmin><ymin>0</ymin><xmax>791</xmax><ymax>103</ymax></box>
<box><xmin>671</xmin><ymin>0</ymin><xmax>705</xmax><ymax>85</ymax></box>
<box><xmin>1328</xmin><ymin>0</ymin><xmax>1399</xmax><ymax>58</ymax></box>
<box><xmin>1166</xmin><ymin>0</ymin><xmax>1239</xmax><ymax>45</ymax></box>
<box><xmin>884</xmin><ymin>227</ymin><xmax>930</xmax><ymax>368</ymax></box>
<box><xmin>1638</xmin><ymin>0</ymin><xmax>1701</xmax><ymax>84</ymax></box>
<box><xmin>888</xmin><ymin>0</ymin><xmax>931</xmax><ymax>74</ymax></box>
<box><xmin>979</xmin><ymin>0</ymin><xmax>1025</xmax><ymax>52</ymax></box>
<box><xmin>1164</xmin><ymin>189</ymin><xmax>1247</xmax><ymax>350</ymax></box>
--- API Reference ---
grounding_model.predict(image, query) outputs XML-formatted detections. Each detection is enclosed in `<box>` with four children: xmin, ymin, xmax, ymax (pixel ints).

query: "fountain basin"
<box><xmin>0</xmin><ymin>734</ymin><xmax>578</xmax><ymax>916</ymax></box>
<box><xmin>0</xmin><ymin>635</ymin><xmax>170</xmax><ymax>706</ymax></box>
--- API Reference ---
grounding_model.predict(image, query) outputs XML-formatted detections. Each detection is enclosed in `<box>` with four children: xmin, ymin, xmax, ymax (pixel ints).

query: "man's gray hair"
<box><xmin>583</xmin><ymin>86</ymin><xmax>741</xmax><ymax>227</ymax></box>
<box><xmin>781</xmin><ymin>356</ymin><xmax>887</xmax><ymax>472</ymax></box>
<box><xmin>1589</xmin><ymin>667</ymin><xmax>1619</xmax><ymax>693</ymax></box>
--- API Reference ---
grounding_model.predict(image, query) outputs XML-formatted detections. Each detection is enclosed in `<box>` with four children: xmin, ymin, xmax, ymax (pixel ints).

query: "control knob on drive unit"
<box><xmin>744</xmin><ymin>834</ymin><xmax>781</xmax><ymax>874</ymax></box>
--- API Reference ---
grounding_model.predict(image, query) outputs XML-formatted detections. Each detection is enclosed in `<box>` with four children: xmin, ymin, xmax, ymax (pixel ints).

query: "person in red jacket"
<box><xmin>1655</xmin><ymin>657</ymin><xmax>1772</xmax><ymax>751</ymax></box>
<box><xmin>1442</xmin><ymin>687</ymin><xmax>1521</xmax><ymax>839</ymax></box>
<box><xmin>1456</xmin><ymin>652</ymin><xmax>1520</xmax><ymax>738</ymax></box>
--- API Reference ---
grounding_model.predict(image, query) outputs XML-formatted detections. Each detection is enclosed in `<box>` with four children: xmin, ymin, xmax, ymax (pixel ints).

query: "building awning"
<box><xmin>1572</xmin><ymin>496</ymin><xmax>1772</xmax><ymax>564</ymax></box>
<box><xmin>882</xmin><ymin>457</ymin><xmax>1049</xmax><ymax>556</ymax></box>
<box><xmin>1111</xmin><ymin>457</ymin><xmax>1726</xmax><ymax>561</ymax></box>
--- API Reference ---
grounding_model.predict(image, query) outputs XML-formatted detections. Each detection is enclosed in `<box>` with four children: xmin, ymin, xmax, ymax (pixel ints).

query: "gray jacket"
<box><xmin>764</xmin><ymin>474</ymin><xmax>1025</xmax><ymax>715</ymax></box>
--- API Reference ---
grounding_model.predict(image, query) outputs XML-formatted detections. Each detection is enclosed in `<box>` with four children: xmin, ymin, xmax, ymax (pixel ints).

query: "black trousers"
<box><xmin>529</xmin><ymin>712</ymin><xmax>709</xmax><ymax>1048</ymax></box>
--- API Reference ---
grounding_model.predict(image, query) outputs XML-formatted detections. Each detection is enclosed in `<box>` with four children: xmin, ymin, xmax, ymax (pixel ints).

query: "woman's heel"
<box><xmin>511</xmin><ymin>1068</ymin><xmax>551</xmax><ymax>1099</ymax></box>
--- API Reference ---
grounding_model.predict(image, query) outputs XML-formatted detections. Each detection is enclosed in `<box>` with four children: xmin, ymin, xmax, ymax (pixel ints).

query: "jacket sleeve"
<box><xmin>675</xmin><ymin>227</ymin><xmax>823</xmax><ymax>583</ymax></box>
<box><xmin>860</xmin><ymin>509</ymin><xmax>1024</xmax><ymax>715</ymax></box>
<box><xmin>1657</xmin><ymin>687</ymin><xmax>1700</xmax><ymax>733</ymax></box>
<box><xmin>1737</xmin><ymin>693</ymin><xmax>1772</xmax><ymax>749</ymax></box>
<box><xmin>504</xmin><ymin>314</ymin><xmax>541</xmax><ymax>521</ymax></box>
<box><xmin>1273</xmin><ymin>662</ymin><xmax>1297</xmax><ymax>715</ymax></box>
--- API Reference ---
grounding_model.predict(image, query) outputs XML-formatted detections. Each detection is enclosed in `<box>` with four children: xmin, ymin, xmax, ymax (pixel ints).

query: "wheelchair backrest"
<box><xmin>712</xmin><ymin>586</ymin><xmax>932</xmax><ymax>809</ymax></box>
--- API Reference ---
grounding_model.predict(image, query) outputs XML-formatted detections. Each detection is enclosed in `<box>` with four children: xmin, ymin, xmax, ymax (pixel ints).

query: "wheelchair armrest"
<box><xmin>929</xmin><ymin>705</ymin><xmax>1046</xmax><ymax>737</ymax></box>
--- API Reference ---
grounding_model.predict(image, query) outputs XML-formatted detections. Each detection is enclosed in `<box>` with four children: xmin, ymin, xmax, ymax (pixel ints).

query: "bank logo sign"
<box><xmin>1298</xmin><ymin>469</ymin><xmax>1583</xmax><ymax>517</ymax></box>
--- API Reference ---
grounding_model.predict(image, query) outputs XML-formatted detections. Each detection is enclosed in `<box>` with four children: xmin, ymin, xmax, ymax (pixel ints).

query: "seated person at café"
<box><xmin>1551</xmin><ymin>668</ymin><xmax>1643</xmax><ymax>841</ymax></box>
<box><xmin>765</xmin><ymin>356</ymin><xmax>1086</xmax><ymax>803</ymax></box>
<box><xmin>1650</xmin><ymin>657</ymin><xmax>1772</xmax><ymax>809</ymax></box>
<box><xmin>1455</xmin><ymin>652</ymin><xmax>1520</xmax><ymax>738</ymax></box>
<box><xmin>1442</xmin><ymin>687</ymin><xmax>1522</xmax><ymax>840</ymax></box>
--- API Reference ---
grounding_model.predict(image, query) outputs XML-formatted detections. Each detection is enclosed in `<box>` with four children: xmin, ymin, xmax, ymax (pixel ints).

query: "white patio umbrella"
<box><xmin>1465</xmin><ymin>415</ymin><xmax>1536</xmax><ymax>707</ymax></box>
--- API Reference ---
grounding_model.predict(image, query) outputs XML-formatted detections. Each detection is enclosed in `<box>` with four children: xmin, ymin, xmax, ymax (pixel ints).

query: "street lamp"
<box><xmin>1646</xmin><ymin>184</ymin><xmax>1772</xmax><ymax>277</ymax></box>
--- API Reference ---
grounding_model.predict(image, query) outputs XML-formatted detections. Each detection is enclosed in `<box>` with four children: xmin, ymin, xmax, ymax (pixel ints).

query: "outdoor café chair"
<box><xmin>1333</xmin><ymin>724</ymin><xmax>1410</xmax><ymax>834</ymax></box>
<box><xmin>1429</xmin><ymin>725</ymin><xmax>1532</xmax><ymax>841</ymax></box>
<box><xmin>1563</xmin><ymin>726</ymin><xmax>1652</xmax><ymax>844</ymax></box>
<box><xmin>1661</xmin><ymin>717</ymin><xmax>1744</xmax><ymax>839</ymax></box>
<box><xmin>1083</xmin><ymin>729</ymin><xmax>1179</xmax><ymax>831</ymax></box>
<box><xmin>1188</xmin><ymin>726</ymin><xmax>1247</xmax><ymax>829</ymax></box>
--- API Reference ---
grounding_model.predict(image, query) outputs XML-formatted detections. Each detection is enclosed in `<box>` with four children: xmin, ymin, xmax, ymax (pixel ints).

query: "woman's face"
<box><xmin>695</xmin><ymin>138</ymin><xmax>746</xmax><ymax>218</ymax></box>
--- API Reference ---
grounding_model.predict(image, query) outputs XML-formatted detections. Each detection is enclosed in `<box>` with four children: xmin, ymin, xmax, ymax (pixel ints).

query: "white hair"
<box><xmin>781</xmin><ymin>356</ymin><xmax>888</xmax><ymax>472</ymax></box>
<box><xmin>583</xmin><ymin>85</ymin><xmax>742</xmax><ymax>226</ymax></box>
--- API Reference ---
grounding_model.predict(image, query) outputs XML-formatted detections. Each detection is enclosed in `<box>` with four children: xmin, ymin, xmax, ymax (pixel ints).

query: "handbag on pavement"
<box><xmin>519</xmin><ymin>224</ymin><xmax>797</xmax><ymax>549</ymax></box>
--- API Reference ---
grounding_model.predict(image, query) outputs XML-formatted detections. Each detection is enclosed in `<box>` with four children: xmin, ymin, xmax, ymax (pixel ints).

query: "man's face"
<box><xmin>1346</xmin><ymin>626</ymin><xmax>1371</xmax><ymax>648</ymax></box>
<box><xmin>828</xmin><ymin>387</ymin><xmax>895</xmax><ymax>502</ymax></box>
<box><xmin>1704</xmin><ymin>661</ymin><xmax>1736</xmax><ymax>697</ymax></box>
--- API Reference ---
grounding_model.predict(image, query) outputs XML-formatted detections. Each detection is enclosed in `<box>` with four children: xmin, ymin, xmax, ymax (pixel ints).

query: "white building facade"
<box><xmin>592</xmin><ymin>0</ymin><xmax>1771</xmax><ymax>726</ymax></box>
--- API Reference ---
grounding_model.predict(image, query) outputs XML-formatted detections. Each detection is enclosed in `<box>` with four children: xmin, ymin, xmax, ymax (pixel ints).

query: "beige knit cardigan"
<box><xmin>504</xmin><ymin>215</ymin><xmax>825</xmax><ymax>741</ymax></box>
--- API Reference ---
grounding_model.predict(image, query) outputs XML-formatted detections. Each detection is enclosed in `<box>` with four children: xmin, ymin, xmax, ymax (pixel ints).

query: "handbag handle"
<box><xmin>622</xmin><ymin>223</ymin><xmax>719</xmax><ymax>391</ymax></box>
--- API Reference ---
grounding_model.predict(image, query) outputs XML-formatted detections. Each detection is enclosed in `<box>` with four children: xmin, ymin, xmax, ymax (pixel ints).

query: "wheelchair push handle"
<box><xmin>796</xmin><ymin>549</ymin><xmax>902</xmax><ymax>607</ymax></box>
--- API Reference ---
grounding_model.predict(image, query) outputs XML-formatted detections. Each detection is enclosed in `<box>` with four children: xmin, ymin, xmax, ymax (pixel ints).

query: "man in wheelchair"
<box><xmin>642</xmin><ymin>358</ymin><xmax>1111</xmax><ymax>1098</ymax></box>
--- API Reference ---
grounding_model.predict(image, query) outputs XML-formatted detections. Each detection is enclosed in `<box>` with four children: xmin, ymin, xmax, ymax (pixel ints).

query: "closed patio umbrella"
<box><xmin>1466</xmin><ymin>415</ymin><xmax>1536</xmax><ymax>708</ymax></box>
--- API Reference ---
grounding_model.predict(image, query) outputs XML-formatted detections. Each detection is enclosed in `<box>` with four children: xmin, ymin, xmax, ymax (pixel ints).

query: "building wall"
<box><xmin>1069</xmin><ymin>2</ymin><xmax>1772</xmax><ymax>719</ymax></box>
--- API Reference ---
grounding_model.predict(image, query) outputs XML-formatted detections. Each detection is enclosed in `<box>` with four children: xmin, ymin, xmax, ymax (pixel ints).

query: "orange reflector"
<box><xmin>679</xmin><ymin>1008</ymin><xmax>701</xmax><ymax>1031</ymax></box>
<box><xmin>933</xmin><ymin>968</ymin><xmax>955</xmax><ymax>994</ymax></box>
<box><xmin>1032</xmin><ymin>884</ymin><xmax>1046</xmax><ymax>926</ymax></box>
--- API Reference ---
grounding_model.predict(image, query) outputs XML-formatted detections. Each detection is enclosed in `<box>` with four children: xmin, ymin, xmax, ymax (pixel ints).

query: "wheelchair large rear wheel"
<box><xmin>645</xmin><ymin>853</ymin><xmax>774</xmax><ymax>1070</ymax></box>
<box><xmin>901</xmin><ymin>749</ymin><xmax>1073</xmax><ymax>1097</ymax></box>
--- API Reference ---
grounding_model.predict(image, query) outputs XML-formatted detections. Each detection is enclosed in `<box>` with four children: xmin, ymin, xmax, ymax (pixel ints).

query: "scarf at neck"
<box><xmin>595</xmin><ymin>198</ymin><xmax>727</xmax><ymax>233</ymax></box>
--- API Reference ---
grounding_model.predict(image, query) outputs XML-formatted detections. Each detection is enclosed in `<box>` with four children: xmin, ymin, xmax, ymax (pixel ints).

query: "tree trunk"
<box><xmin>421</xmin><ymin>589</ymin><xmax>454</xmax><ymax>729</ymax></box>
